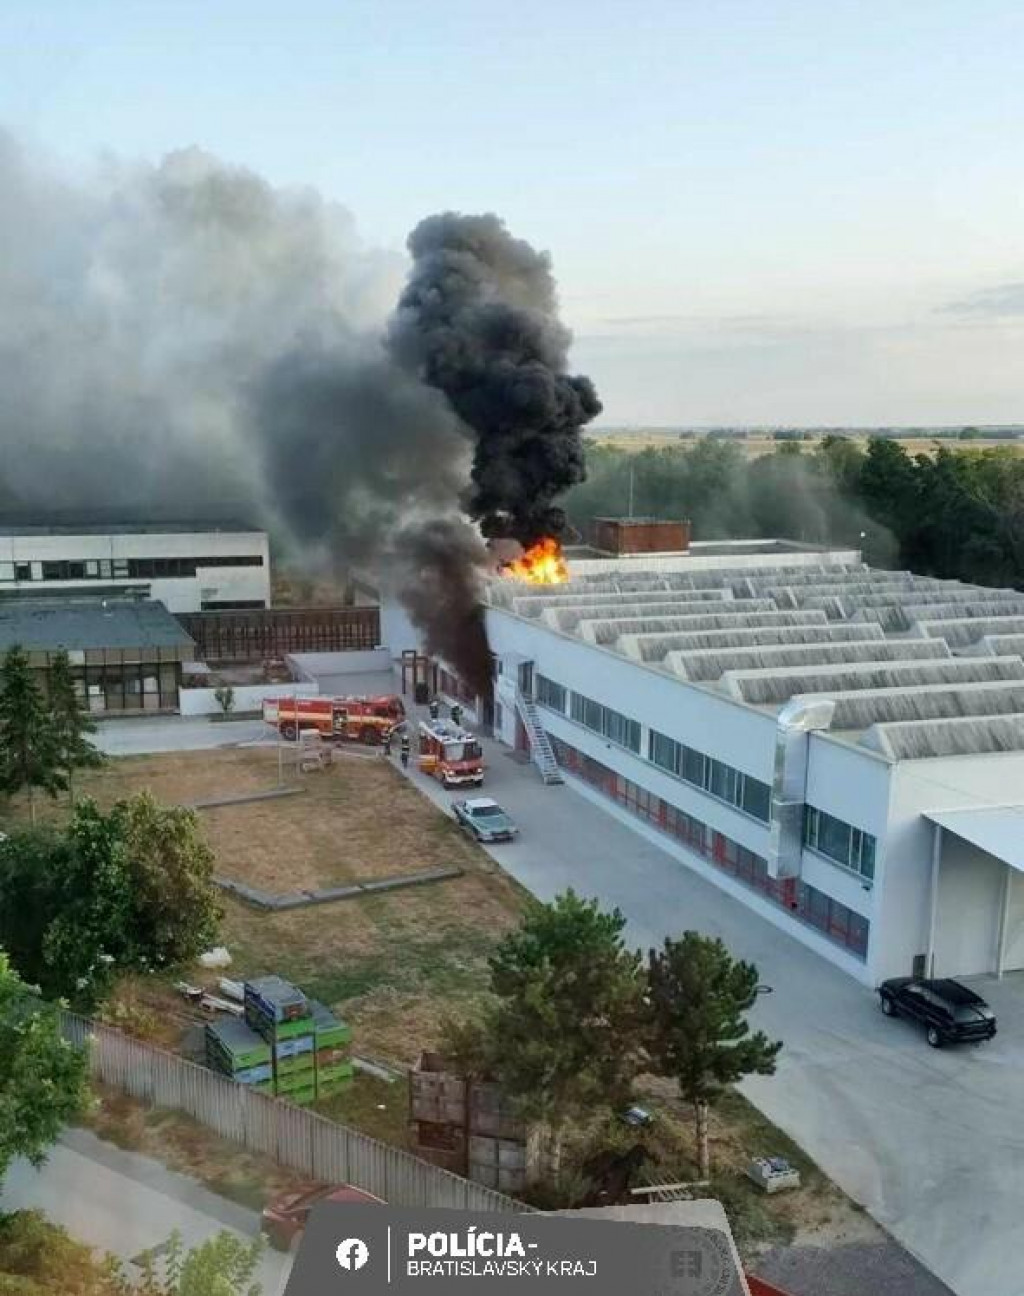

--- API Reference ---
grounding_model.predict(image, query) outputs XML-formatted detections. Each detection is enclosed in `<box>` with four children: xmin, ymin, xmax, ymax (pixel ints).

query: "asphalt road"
<box><xmin>93</xmin><ymin>704</ymin><xmax>1023</xmax><ymax>1296</ymax></box>
<box><xmin>4</xmin><ymin>1129</ymin><xmax>292</xmax><ymax>1293</ymax></box>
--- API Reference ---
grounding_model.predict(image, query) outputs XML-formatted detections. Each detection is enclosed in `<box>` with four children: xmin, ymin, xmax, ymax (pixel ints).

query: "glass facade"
<box><xmin>804</xmin><ymin>806</ymin><xmax>877</xmax><ymax>881</ymax></box>
<box><xmin>536</xmin><ymin>674</ymin><xmax>567</xmax><ymax>713</ymax></box>
<box><xmin>569</xmin><ymin>691</ymin><xmax>642</xmax><ymax>753</ymax></box>
<box><xmin>649</xmin><ymin>729</ymin><xmax>772</xmax><ymax>822</ymax></box>
<box><xmin>548</xmin><ymin>732</ymin><xmax>870</xmax><ymax>961</ymax></box>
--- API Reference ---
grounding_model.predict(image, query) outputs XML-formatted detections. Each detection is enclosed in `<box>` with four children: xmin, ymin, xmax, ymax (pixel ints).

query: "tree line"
<box><xmin>445</xmin><ymin>890</ymin><xmax>781</xmax><ymax>1189</ymax></box>
<box><xmin>568</xmin><ymin>437</ymin><xmax>1024</xmax><ymax>588</ymax></box>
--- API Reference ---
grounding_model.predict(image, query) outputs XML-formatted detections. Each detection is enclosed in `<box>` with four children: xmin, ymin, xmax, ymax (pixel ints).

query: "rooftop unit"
<box><xmin>590</xmin><ymin>517</ymin><xmax>691</xmax><ymax>555</ymax></box>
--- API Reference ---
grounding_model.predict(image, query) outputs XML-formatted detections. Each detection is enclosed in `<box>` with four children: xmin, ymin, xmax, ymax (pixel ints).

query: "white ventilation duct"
<box><xmin>767</xmin><ymin>697</ymin><xmax>836</xmax><ymax>880</ymax></box>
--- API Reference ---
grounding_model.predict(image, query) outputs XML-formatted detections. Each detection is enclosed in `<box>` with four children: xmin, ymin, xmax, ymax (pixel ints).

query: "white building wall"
<box><xmin>0</xmin><ymin>530</ymin><xmax>270</xmax><ymax>613</ymax></box>
<box><xmin>484</xmin><ymin>606</ymin><xmax>883</xmax><ymax>981</ymax></box>
<box><xmin>1005</xmin><ymin>871</ymin><xmax>1024</xmax><ymax>971</ymax></box>
<box><xmin>879</xmin><ymin>752</ymin><xmax>1024</xmax><ymax>980</ymax></box>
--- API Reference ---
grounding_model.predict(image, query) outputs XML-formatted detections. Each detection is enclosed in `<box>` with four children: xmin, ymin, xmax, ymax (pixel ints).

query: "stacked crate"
<box><xmin>205</xmin><ymin>1019</ymin><xmax>274</xmax><ymax>1094</ymax></box>
<box><xmin>408</xmin><ymin>1053</ymin><xmax>536</xmax><ymax>1191</ymax></box>
<box><xmin>309</xmin><ymin>999</ymin><xmax>354</xmax><ymax>1098</ymax></box>
<box><xmin>409</xmin><ymin>1052</ymin><xmax>467</xmax><ymax>1175</ymax></box>
<box><xmin>244</xmin><ymin>976</ymin><xmax>317</xmax><ymax>1106</ymax></box>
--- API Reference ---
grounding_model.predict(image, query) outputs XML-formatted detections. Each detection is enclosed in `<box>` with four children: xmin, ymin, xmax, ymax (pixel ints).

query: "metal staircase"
<box><xmin>514</xmin><ymin>691</ymin><xmax>564</xmax><ymax>785</ymax></box>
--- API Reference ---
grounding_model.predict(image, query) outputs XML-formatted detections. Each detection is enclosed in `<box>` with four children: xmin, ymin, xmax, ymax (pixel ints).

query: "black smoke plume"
<box><xmin>389</xmin><ymin>213</ymin><xmax>601</xmax><ymax>547</ymax></box>
<box><xmin>0</xmin><ymin>137</ymin><xmax>591</xmax><ymax>695</ymax></box>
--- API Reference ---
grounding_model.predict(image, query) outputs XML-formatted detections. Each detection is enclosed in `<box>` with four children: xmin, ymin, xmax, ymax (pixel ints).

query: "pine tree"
<box><xmin>647</xmin><ymin>933</ymin><xmax>782</xmax><ymax>1180</ymax></box>
<box><xmin>0</xmin><ymin>646</ymin><xmax>65</xmax><ymax>823</ymax></box>
<box><xmin>47</xmin><ymin>649</ymin><xmax>102</xmax><ymax>802</ymax></box>
<box><xmin>457</xmin><ymin>890</ymin><xmax>646</xmax><ymax>1176</ymax></box>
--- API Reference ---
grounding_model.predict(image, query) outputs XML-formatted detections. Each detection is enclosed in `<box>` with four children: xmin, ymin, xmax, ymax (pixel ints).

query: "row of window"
<box><xmin>546</xmin><ymin>732</ymin><xmax>871</xmax><ymax>961</ymax></box>
<box><xmin>649</xmin><ymin>729</ymin><xmax>772</xmax><ymax>823</ymax></box>
<box><xmin>804</xmin><ymin>806</ymin><xmax>877</xmax><ymax>881</ymax></box>
<box><xmin>535</xmin><ymin>676</ymin><xmax>876</xmax><ymax>879</ymax></box>
<box><xmin>0</xmin><ymin>555</ymin><xmax>264</xmax><ymax>582</ymax></box>
<box><xmin>537</xmin><ymin>674</ymin><xmax>642</xmax><ymax>753</ymax></box>
<box><xmin>569</xmin><ymin>692</ymin><xmax>642</xmax><ymax>753</ymax></box>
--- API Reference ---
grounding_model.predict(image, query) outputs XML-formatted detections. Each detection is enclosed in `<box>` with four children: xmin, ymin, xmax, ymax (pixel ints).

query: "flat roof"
<box><xmin>0</xmin><ymin>598</ymin><xmax>194</xmax><ymax>651</ymax></box>
<box><xmin>925</xmin><ymin>806</ymin><xmax>1024</xmax><ymax>872</ymax></box>
<box><xmin>0</xmin><ymin>521</ymin><xmax>261</xmax><ymax>536</ymax></box>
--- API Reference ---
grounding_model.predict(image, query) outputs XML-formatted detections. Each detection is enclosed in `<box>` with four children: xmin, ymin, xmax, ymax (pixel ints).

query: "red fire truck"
<box><xmin>263</xmin><ymin>695</ymin><xmax>404</xmax><ymax>745</ymax></box>
<box><xmin>417</xmin><ymin>719</ymin><xmax>485</xmax><ymax>788</ymax></box>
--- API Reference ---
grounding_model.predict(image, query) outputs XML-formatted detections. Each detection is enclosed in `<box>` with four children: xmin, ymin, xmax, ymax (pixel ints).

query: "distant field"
<box><xmin>589</xmin><ymin>430</ymin><xmax>1024</xmax><ymax>458</ymax></box>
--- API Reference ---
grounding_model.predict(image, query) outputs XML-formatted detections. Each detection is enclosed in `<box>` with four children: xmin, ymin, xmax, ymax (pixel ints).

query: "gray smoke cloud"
<box><xmin>0</xmin><ymin>135</ymin><xmax>563</xmax><ymax>690</ymax></box>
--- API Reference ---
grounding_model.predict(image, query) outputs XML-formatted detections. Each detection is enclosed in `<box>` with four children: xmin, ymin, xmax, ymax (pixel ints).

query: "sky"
<box><xmin>2</xmin><ymin>0</ymin><xmax>1023</xmax><ymax>427</ymax></box>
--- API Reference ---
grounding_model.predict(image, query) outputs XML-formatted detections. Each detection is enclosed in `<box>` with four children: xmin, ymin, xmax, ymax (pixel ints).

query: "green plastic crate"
<box><xmin>247</xmin><ymin>1005</ymin><xmax>316</xmax><ymax>1042</ymax></box>
<box><xmin>275</xmin><ymin>1066</ymin><xmax>315</xmax><ymax>1093</ymax></box>
<box><xmin>275</xmin><ymin>1051</ymin><xmax>315</xmax><ymax>1079</ymax></box>
<box><xmin>317</xmin><ymin>1061</ymin><xmax>354</xmax><ymax>1085</ymax></box>
<box><xmin>284</xmin><ymin>1083</ymin><xmax>317</xmax><ymax>1106</ymax></box>
<box><xmin>309</xmin><ymin>999</ymin><xmax>352</xmax><ymax>1049</ymax></box>
<box><xmin>316</xmin><ymin>1073</ymin><xmax>353</xmax><ymax>1099</ymax></box>
<box><xmin>205</xmin><ymin>1021</ymin><xmax>271</xmax><ymax>1070</ymax></box>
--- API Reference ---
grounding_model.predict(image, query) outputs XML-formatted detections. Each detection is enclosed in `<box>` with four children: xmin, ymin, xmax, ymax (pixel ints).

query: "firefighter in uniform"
<box><xmin>428</xmin><ymin>697</ymin><xmax>440</xmax><ymax>721</ymax></box>
<box><xmin>399</xmin><ymin>729</ymin><xmax>411</xmax><ymax>768</ymax></box>
<box><xmin>382</xmin><ymin>725</ymin><xmax>393</xmax><ymax>757</ymax></box>
<box><xmin>450</xmin><ymin>702</ymin><xmax>463</xmax><ymax>728</ymax></box>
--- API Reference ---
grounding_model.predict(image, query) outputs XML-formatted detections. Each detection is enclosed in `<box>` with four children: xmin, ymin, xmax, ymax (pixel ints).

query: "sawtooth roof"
<box><xmin>487</xmin><ymin>557</ymin><xmax>1024</xmax><ymax>761</ymax></box>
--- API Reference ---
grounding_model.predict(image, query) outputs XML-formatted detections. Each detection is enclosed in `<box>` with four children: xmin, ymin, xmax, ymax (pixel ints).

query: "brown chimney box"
<box><xmin>592</xmin><ymin>517</ymin><xmax>691</xmax><ymax>555</ymax></box>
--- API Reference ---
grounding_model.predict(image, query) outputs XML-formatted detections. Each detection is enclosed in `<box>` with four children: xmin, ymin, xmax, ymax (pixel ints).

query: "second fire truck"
<box><xmin>417</xmin><ymin>719</ymin><xmax>485</xmax><ymax>789</ymax></box>
<box><xmin>263</xmin><ymin>695</ymin><xmax>404</xmax><ymax>744</ymax></box>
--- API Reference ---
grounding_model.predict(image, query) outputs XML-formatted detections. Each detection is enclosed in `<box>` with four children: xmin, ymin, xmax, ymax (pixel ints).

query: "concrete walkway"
<box><xmin>3</xmin><ymin>1128</ymin><xmax>292</xmax><ymax>1293</ymax></box>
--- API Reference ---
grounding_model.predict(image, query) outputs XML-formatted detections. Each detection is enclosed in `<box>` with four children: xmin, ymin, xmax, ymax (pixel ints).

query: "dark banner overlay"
<box><xmin>284</xmin><ymin>1205</ymin><xmax>745</xmax><ymax>1296</ymax></box>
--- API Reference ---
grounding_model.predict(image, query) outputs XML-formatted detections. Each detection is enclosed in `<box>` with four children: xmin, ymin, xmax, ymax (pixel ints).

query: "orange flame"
<box><xmin>500</xmin><ymin>537</ymin><xmax>570</xmax><ymax>585</ymax></box>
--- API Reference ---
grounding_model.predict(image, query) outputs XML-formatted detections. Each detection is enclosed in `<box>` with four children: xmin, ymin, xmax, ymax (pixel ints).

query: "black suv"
<box><xmin>878</xmin><ymin>977</ymin><xmax>997</xmax><ymax>1047</ymax></box>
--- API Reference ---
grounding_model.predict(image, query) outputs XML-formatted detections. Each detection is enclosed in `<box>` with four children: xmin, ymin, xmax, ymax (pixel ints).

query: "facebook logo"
<box><xmin>335</xmin><ymin>1238</ymin><xmax>370</xmax><ymax>1271</ymax></box>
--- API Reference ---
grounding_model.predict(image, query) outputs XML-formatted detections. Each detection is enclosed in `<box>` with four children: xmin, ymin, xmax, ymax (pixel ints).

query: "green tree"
<box><xmin>137</xmin><ymin>1231</ymin><xmax>263</xmax><ymax>1296</ymax></box>
<box><xmin>47</xmin><ymin>649</ymin><xmax>102</xmax><ymax>802</ymax></box>
<box><xmin>0</xmin><ymin>827</ymin><xmax>69</xmax><ymax>992</ymax></box>
<box><xmin>0</xmin><ymin>645</ymin><xmax>65</xmax><ymax>822</ymax></box>
<box><xmin>42</xmin><ymin>800</ymin><xmax>135</xmax><ymax>1007</ymax></box>
<box><xmin>0</xmin><ymin>795</ymin><xmax>221</xmax><ymax>1007</ymax></box>
<box><xmin>452</xmin><ymin>890</ymin><xmax>646</xmax><ymax>1174</ymax></box>
<box><xmin>647</xmin><ymin>933</ymin><xmax>782</xmax><ymax>1180</ymax></box>
<box><xmin>0</xmin><ymin>951</ymin><xmax>89</xmax><ymax>1184</ymax></box>
<box><xmin>111</xmin><ymin>792</ymin><xmax>222</xmax><ymax>971</ymax></box>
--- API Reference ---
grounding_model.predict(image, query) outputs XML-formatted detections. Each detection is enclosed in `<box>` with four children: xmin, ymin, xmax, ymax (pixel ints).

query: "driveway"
<box><xmin>3</xmin><ymin>1128</ymin><xmax>292</xmax><ymax>1294</ymax></box>
<box><xmin>386</xmin><ymin>708</ymin><xmax>1022</xmax><ymax>1296</ymax></box>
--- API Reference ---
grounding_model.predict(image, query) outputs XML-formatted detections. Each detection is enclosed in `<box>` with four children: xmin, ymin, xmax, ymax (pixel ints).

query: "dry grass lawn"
<box><xmin>29</xmin><ymin>747</ymin><xmax>528</xmax><ymax>1065</ymax></box>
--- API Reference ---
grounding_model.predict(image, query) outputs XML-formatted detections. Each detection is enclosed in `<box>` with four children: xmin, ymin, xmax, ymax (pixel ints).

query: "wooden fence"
<box><xmin>61</xmin><ymin>1013</ymin><xmax>527</xmax><ymax>1215</ymax></box>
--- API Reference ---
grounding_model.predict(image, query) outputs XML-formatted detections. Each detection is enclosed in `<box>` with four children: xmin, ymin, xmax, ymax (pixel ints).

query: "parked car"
<box><xmin>878</xmin><ymin>976</ymin><xmax>997</xmax><ymax>1047</ymax></box>
<box><xmin>452</xmin><ymin>796</ymin><xmax>519</xmax><ymax>842</ymax></box>
<box><xmin>261</xmin><ymin>1183</ymin><xmax>383</xmax><ymax>1251</ymax></box>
